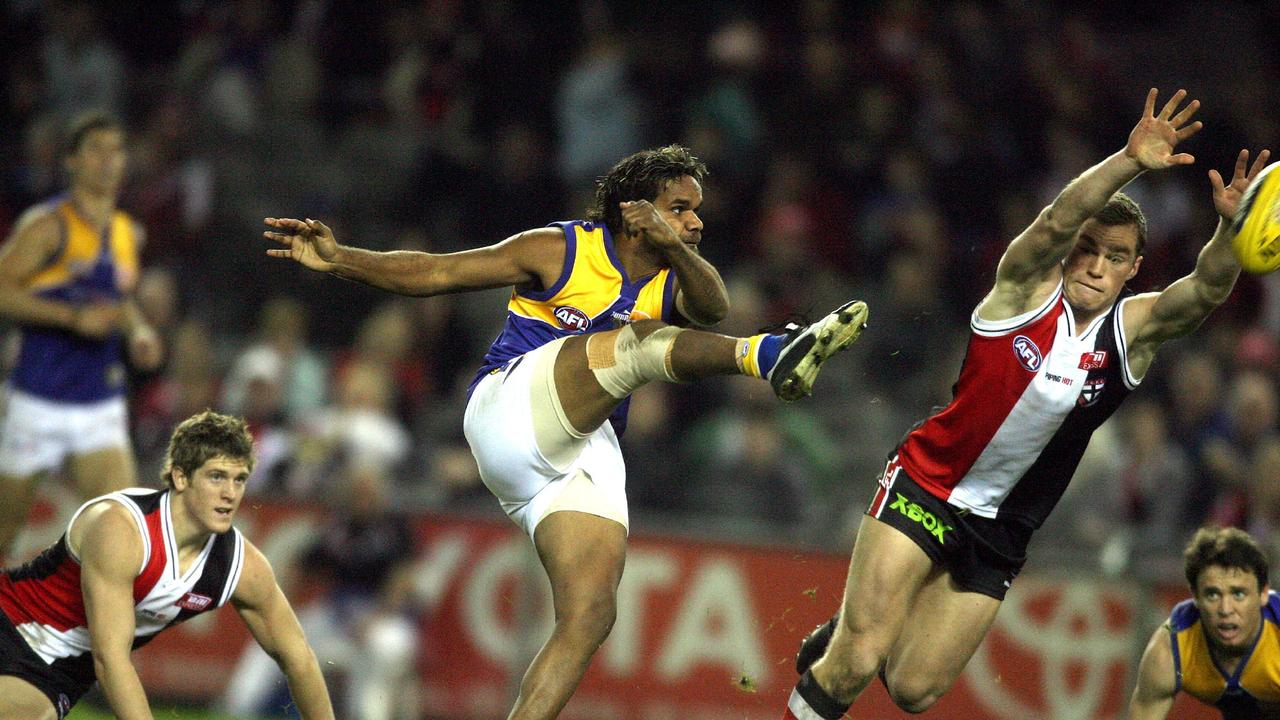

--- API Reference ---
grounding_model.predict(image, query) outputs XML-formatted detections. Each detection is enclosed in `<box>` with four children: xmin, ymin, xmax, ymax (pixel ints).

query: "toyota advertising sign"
<box><xmin>11</xmin><ymin>495</ymin><xmax>1218</xmax><ymax>719</ymax></box>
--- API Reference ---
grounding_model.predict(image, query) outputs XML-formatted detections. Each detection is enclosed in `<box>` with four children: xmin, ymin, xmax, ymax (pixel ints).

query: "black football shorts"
<box><xmin>866</xmin><ymin>455</ymin><xmax>1034</xmax><ymax>600</ymax></box>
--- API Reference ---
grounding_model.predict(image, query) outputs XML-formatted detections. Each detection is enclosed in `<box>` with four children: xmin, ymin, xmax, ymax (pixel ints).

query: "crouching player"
<box><xmin>0</xmin><ymin>411</ymin><xmax>334</xmax><ymax>720</ymax></box>
<box><xmin>1128</xmin><ymin>526</ymin><xmax>1280</xmax><ymax>719</ymax></box>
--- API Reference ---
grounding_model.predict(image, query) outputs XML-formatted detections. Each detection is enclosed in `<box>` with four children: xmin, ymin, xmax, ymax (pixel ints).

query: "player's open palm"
<box><xmin>1210</xmin><ymin>148</ymin><xmax>1272</xmax><ymax>221</ymax></box>
<box><xmin>264</xmin><ymin>217</ymin><xmax>339</xmax><ymax>272</ymax></box>
<box><xmin>1126</xmin><ymin>88</ymin><xmax>1203</xmax><ymax>170</ymax></box>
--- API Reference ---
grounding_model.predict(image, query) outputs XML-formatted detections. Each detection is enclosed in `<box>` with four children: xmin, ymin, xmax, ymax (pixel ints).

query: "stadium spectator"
<box><xmin>222</xmin><ymin>463</ymin><xmax>418</xmax><ymax>720</ymax></box>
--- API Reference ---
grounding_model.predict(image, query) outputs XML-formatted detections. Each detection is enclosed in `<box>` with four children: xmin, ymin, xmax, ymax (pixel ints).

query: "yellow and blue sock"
<box><xmin>737</xmin><ymin>333</ymin><xmax>786</xmax><ymax>379</ymax></box>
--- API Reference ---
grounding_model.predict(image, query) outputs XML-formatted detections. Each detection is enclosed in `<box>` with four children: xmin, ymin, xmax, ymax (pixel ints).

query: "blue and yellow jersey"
<box><xmin>9</xmin><ymin>196</ymin><xmax>139</xmax><ymax>402</ymax></box>
<box><xmin>1169</xmin><ymin>592</ymin><xmax>1280</xmax><ymax>719</ymax></box>
<box><xmin>471</xmin><ymin>220</ymin><xmax>677</xmax><ymax>433</ymax></box>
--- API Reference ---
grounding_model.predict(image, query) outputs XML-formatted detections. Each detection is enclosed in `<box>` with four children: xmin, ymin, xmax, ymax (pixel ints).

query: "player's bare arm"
<box><xmin>264</xmin><ymin>217</ymin><xmax>565</xmax><ymax>297</ymax></box>
<box><xmin>76</xmin><ymin>502</ymin><xmax>155</xmax><ymax>720</ymax></box>
<box><xmin>119</xmin><ymin>219</ymin><xmax>163</xmax><ymax>370</ymax></box>
<box><xmin>0</xmin><ymin>207</ymin><xmax>122</xmax><ymax>337</ymax></box>
<box><xmin>981</xmin><ymin>88</ymin><xmax>1202</xmax><ymax>321</ymax></box>
<box><xmin>231</xmin><ymin>542</ymin><xmax>335</xmax><ymax>720</ymax></box>
<box><xmin>1124</xmin><ymin>148</ymin><xmax>1270</xmax><ymax>377</ymax></box>
<box><xmin>1127</xmin><ymin>626</ymin><xmax>1178</xmax><ymax>720</ymax></box>
<box><xmin>620</xmin><ymin>198</ymin><xmax>729</xmax><ymax>325</ymax></box>
<box><xmin>122</xmin><ymin>299</ymin><xmax>163</xmax><ymax>370</ymax></box>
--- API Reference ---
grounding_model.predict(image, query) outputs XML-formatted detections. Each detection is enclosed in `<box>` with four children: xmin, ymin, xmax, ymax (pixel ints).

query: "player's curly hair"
<box><xmin>161</xmin><ymin>410</ymin><xmax>255</xmax><ymax>488</ymax></box>
<box><xmin>1094</xmin><ymin>191</ymin><xmax>1148</xmax><ymax>256</ymax></box>
<box><xmin>587</xmin><ymin>145</ymin><xmax>708</xmax><ymax>236</ymax></box>
<box><xmin>1183</xmin><ymin>526</ymin><xmax>1269</xmax><ymax>592</ymax></box>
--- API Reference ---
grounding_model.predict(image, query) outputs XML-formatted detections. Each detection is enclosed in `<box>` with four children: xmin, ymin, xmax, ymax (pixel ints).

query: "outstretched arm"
<box><xmin>1125</xmin><ymin>148</ymin><xmax>1270</xmax><ymax>376</ymax></box>
<box><xmin>231</xmin><ymin>542</ymin><xmax>335</xmax><ymax>720</ymax></box>
<box><xmin>264</xmin><ymin>218</ymin><xmax>564</xmax><ymax>297</ymax></box>
<box><xmin>980</xmin><ymin>89</ymin><xmax>1203</xmax><ymax>319</ymax></box>
<box><xmin>1127</xmin><ymin>626</ymin><xmax>1178</xmax><ymax>720</ymax></box>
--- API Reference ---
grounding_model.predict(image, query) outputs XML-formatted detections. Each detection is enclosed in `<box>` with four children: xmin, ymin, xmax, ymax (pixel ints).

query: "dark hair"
<box><xmin>587</xmin><ymin>145</ymin><xmax>708</xmax><ymax>236</ymax></box>
<box><xmin>64</xmin><ymin>110</ymin><xmax>122</xmax><ymax>156</ymax></box>
<box><xmin>1094</xmin><ymin>191</ymin><xmax>1147</xmax><ymax>256</ymax></box>
<box><xmin>1183</xmin><ymin>526</ymin><xmax>1269</xmax><ymax>591</ymax></box>
<box><xmin>162</xmin><ymin>411</ymin><xmax>255</xmax><ymax>488</ymax></box>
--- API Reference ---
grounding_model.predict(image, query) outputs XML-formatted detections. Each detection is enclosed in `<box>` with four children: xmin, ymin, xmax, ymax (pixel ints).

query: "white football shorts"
<box><xmin>0</xmin><ymin>387</ymin><xmax>130</xmax><ymax>477</ymax></box>
<box><xmin>463</xmin><ymin>338</ymin><xmax>628</xmax><ymax>538</ymax></box>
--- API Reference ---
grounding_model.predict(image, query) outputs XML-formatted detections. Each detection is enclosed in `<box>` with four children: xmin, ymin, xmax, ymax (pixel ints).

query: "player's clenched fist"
<box><xmin>620</xmin><ymin>200</ymin><xmax>681</xmax><ymax>250</ymax></box>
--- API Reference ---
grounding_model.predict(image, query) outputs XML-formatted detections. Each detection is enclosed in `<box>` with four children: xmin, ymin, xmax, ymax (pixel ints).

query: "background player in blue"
<box><xmin>264</xmin><ymin>145</ymin><xmax>867</xmax><ymax>720</ymax></box>
<box><xmin>1128</xmin><ymin>527</ymin><xmax>1280</xmax><ymax>719</ymax></box>
<box><xmin>0</xmin><ymin>112</ymin><xmax>163</xmax><ymax>562</ymax></box>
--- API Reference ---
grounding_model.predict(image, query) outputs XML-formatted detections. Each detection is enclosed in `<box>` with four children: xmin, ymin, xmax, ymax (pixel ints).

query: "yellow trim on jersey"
<box><xmin>633</xmin><ymin>267</ymin><xmax>668</xmax><ymax>321</ymax></box>
<box><xmin>27</xmin><ymin>201</ymin><xmax>139</xmax><ymax>293</ymax></box>
<box><xmin>1177</xmin><ymin>617</ymin><xmax>1280</xmax><ymax>705</ymax></box>
<box><xmin>507</xmin><ymin>223</ymin><xmax>669</xmax><ymax>327</ymax></box>
<box><xmin>1177</xmin><ymin>621</ymin><xmax>1228</xmax><ymax>702</ymax></box>
<box><xmin>1238</xmin><ymin>622</ymin><xmax>1280</xmax><ymax>702</ymax></box>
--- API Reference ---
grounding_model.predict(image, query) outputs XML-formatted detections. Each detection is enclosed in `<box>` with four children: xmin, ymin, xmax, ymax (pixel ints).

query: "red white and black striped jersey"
<box><xmin>0</xmin><ymin>488</ymin><xmax>244</xmax><ymax>686</ymax></box>
<box><xmin>896</xmin><ymin>282</ymin><xmax>1138</xmax><ymax>527</ymax></box>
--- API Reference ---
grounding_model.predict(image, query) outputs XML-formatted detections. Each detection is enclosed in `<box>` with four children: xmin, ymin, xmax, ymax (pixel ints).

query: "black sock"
<box><xmin>795</xmin><ymin>669</ymin><xmax>850</xmax><ymax>720</ymax></box>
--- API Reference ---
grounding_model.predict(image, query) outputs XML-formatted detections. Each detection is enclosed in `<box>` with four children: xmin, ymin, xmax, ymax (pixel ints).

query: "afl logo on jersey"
<box><xmin>554</xmin><ymin>305</ymin><xmax>591</xmax><ymax>333</ymax></box>
<box><xmin>1012</xmin><ymin>335</ymin><xmax>1042</xmax><ymax>372</ymax></box>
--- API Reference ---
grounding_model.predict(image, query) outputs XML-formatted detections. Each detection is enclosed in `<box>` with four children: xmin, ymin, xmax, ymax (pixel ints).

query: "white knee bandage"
<box><xmin>586</xmin><ymin>325</ymin><xmax>681</xmax><ymax>399</ymax></box>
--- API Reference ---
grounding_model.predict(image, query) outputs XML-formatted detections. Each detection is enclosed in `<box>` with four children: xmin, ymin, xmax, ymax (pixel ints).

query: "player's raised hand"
<box><xmin>620</xmin><ymin>200</ymin><xmax>681</xmax><ymax>251</ymax></box>
<box><xmin>1210</xmin><ymin>148</ymin><xmax>1272</xmax><ymax>221</ymax></box>
<box><xmin>264</xmin><ymin>217</ymin><xmax>339</xmax><ymax>272</ymax></box>
<box><xmin>1126</xmin><ymin>88</ymin><xmax>1203</xmax><ymax>171</ymax></box>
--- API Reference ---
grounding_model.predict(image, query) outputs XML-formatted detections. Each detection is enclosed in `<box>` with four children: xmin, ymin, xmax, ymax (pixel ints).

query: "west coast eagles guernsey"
<box><xmin>470</xmin><ymin>220</ymin><xmax>677</xmax><ymax>434</ymax></box>
<box><xmin>1168</xmin><ymin>592</ymin><xmax>1280</xmax><ymax>718</ymax></box>
<box><xmin>9</xmin><ymin>195</ymin><xmax>140</xmax><ymax>402</ymax></box>
<box><xmin>894</xmin><ymin>282</ymin><xmax>1138</xmax><ymax>526</ymax></box>
<box><xmin>0</xmin><ymin>488</ymin><xmax>244</xmax><ymax>694</ymax></box>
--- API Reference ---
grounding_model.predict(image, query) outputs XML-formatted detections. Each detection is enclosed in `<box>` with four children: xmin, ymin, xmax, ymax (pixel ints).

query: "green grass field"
<box><xmin>68</xmin><ymin>705</ymin><xmax>257</xmax><ymax>720</ymax></box>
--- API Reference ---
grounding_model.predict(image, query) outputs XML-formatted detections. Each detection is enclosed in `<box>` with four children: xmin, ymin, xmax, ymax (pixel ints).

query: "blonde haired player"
<box><xmin>0</xmin><ymin>412</ymin><xmax>333</xmax><ymax>720</ymax></box>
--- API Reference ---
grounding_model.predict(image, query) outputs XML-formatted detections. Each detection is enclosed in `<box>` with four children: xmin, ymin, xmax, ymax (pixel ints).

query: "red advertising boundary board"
<box><xmin>10</xmin><ymin>496</ymin><xmax>1215</xmax><ymax>719</ymax></box>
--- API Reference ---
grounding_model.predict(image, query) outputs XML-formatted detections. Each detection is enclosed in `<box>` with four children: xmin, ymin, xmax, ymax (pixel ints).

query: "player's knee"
<box><xmin>628</xmin><ymin>319</ymin><xmax>668</xmax><ymax>341</ymax></box>
<box><xmin>586</xmin><ymin>323</ymin><xmax>681</xmax><ymax>398</ymax></box>
<box><xmin>559</xmin><ymin>593</ymin><xmax>618</xmax><ymax>646</ymax></box>
<box><xmin>817</xmin><ymin>632</ymin><xmax>889</xmax><ymax>698</ymax></box>
<box><xmin>884</xmin><ymin>672</ymin><xmax>947</xmax><ymax>713</ymax></box>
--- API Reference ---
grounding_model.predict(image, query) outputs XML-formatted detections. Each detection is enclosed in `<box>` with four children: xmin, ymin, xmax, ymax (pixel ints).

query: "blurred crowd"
<box><xmin>2</xmin><ymin>0</ymin><xmax>1280</xmax><ymax>585</ymax></box>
